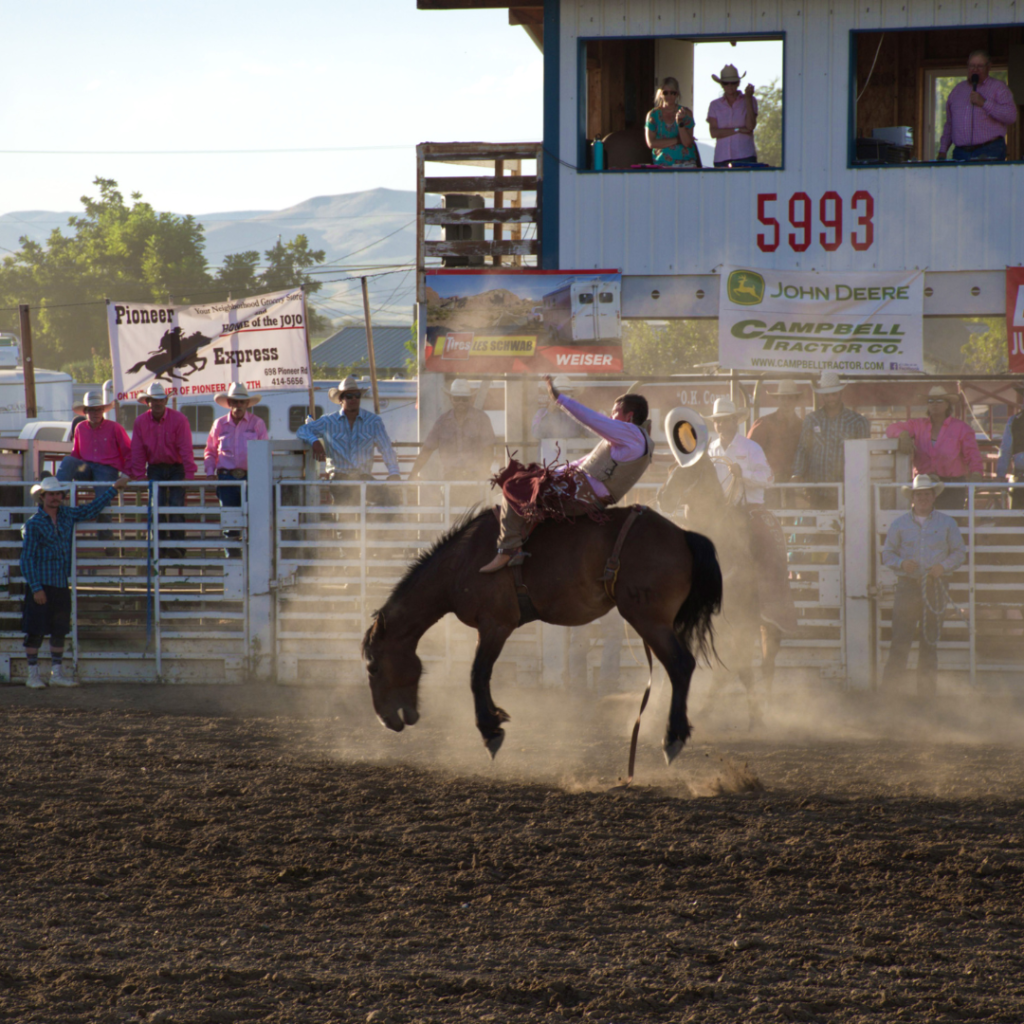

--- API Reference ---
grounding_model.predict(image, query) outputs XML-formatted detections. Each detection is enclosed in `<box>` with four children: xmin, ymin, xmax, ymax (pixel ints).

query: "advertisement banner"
<box><xmin>1007</xmin><ymin>266</ymin><xmax>1024</xmax><ymax>375</ymax></box>
<box><xmin>424</xmin><ymin>270</ymin><xmax>623</xmax><ymax>375</ymax></box>
<box><xmin>718</xmin><ymin>266</ymin><xmax>924</xmax><ymax>375</ymax></box>
<box><xmin>108</xmin><ymin>288</ymin><xmax>310</xmax><ymax>402</ymax></box>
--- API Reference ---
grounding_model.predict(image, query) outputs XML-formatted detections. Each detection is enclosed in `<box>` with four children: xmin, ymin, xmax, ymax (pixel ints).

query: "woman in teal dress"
<box><xmin>644</xmin><ymin>77</ymin><xmax>697</xmax><ymax>166</ymax></box>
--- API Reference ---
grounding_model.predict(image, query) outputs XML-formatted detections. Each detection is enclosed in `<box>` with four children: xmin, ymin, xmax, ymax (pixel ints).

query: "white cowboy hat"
<box><xmin>215</xmin><ymin>382</ymin><xmax>261</xmax><ymax>409</ymax></box>
<box><xmin>445</xmin><ymin>379</ymin><xmax>474</xmax><ymax>398</ymax></box>
<box><xmin>664</xmin><ymin>406</ymin><xmax>709</xmax><ymax>469</ymax></box>
<box><xmin>139</xmin><ymin>381</ymin><xmax>169</xmax><ymax>403</ymax></box>
<box><xmin>710</xmin><ymin>397</ymin><xmax>740</xmax><ymax>419</ymax></box>
<box><xmin>73</xmin><ymin>391</ymin><xmax>115</xmax><ymax>415</ymax></box>
<box><xmin>901</xmin><ymin>473</ymin><xmax>945</xmax><ymax>497</ymax></box>
<box><xmin>550</xmin><ymin>375</ymin><xmax>576</xmax><ymax>392</ymax></box>
<box><xmin>767</xmin><ymin>380</ymin><xmax>803</xmax><ymax>397</ymax></box>
<box><xmin>925</xmin><ymin>384</ymin><xmax>957</xmax><ymax>405</ymax></box>
<box><xmin>712</xmin><ymin>64</ymin><xmax>746</xmax><ymax>84</ymax></box>
<box><xmin>31</xmin><ymin>476</ymin><xmax>69</xmax><ymax>498</ymax></box>
<box><xmin>328</xmin><ymin>375</ymin><xmax>367</xmax><ymax>404</ymax></box>
<box><xmin>813</xmin><ymin>371</ymin><xmax>846</xmax><ymax>395</ymax></box>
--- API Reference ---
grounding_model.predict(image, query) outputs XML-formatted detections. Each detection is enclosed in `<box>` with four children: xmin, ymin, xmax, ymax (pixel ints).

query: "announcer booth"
<box><xmin>415</xmin><ymin>0</ymin><xmax>1024</xmax><ymax>693</ymax></box>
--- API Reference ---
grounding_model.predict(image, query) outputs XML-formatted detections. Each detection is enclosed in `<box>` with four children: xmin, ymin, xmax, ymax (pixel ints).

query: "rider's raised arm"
<box><xmin>556</xmin><ymin>394</ymin><xmax>646</xmax><ymax>460</ymax></box>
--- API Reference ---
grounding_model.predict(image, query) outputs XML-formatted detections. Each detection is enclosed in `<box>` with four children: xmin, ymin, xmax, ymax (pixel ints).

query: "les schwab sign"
<box><xmin>718</xmin><ymin>266</ymin><xmax>924</xmax><ymax>376</ymax></box>
<box><xmin>108</xmin><ymin>288</ymin><xmax>310</xmax><ymax>402</ymax></box>
<box><xmin>424</xmin><ymin>270</ymin><xmax>623</xmax><ymax>374</ymax></box>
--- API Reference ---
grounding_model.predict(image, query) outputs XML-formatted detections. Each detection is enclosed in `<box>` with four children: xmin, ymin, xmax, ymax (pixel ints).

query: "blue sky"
<box><xmin>1</xmin><ymin>0</ymin><xmax>543</xmax><ymax>215</ymax></box>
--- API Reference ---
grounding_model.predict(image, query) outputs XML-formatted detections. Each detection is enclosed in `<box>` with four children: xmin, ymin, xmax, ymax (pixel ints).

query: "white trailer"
<box><xmin>542</xmin><ymin>278</ymin><xmax>621</xmax><ymax>343</ymax></box>
<box><xmin>0</xmin><ymin>368</ymin><xmax>75</xmax><ymax>436</ymax></box>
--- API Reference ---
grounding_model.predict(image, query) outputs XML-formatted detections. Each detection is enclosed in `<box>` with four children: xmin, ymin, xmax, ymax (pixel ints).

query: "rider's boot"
<box><xmin>479</xmin><ymin>548</ymin><xmax>527</xmax><ymax>574</ymax></box>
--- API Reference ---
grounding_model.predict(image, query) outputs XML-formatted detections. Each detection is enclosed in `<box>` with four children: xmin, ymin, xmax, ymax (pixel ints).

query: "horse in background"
<box><xmin>658</xmin><ymin>455</ymin><xmax>784</xmax><ymax>727</ymax></box>
<box><xmin>362</xmin><ymin>506</ymin><xmax>722</xmax><ymax>763</ymax></box>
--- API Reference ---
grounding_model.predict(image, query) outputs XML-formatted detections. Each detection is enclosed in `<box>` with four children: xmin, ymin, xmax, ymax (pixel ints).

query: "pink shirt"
<box><xmin>204</xmin><ymin>411</ymin><xmax>269</xmax><ymax>474</ymax></box>
<box><xmin>129</xmin><ymin>408</ymin><xmax>197</xmax><ymax>479</ymax></box>
<box><xmin>885</xmin><ymin>416</ymin><xmax>984</xmax><ymax>478</ymax></box>
<box><xmin>557</xmin><ymin>394</ymin><xmax>647</xmax><ymax>499</ymax></box>
<box><xmin>72</xmin><ymin>418</ymin><xmax>131</xmax><ymax>472</ymax></box>
<box><xmin>707</xmin><ymin>95</ymin><xmax>758</xmax><ymax>162</ymax></box>
<box><xmin>938</xmin><ymin>78</ymin><xmax>1017</xmax><ymax>152</ymax></box>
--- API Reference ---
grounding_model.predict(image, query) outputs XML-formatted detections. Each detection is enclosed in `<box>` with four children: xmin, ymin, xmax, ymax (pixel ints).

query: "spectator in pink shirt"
<box><xmin>204</xmin><ymin>383</ymin><xmax>268</xmax><ymax>556</ymax></box>
<box><xmin>130</xmin><ymin>381</ymin><xmax>197</xmax><ymax>560</ymax></box>
<box><xmin>57</xmin><ymin>392</ymin><xmax>131</xmax><ymax>484</ymax></box>
<box><xmin>707</xmin><ymin>65</ymin><xmax>759</xmax><ymax>167</ymax></box>
<box><xmin>886</xmin><ymin>385</ymin><xmax>984</xmax><ymax>509</ymax></box>
<box><xmin>937</xmin><ymin>50</ymin><xmax>1017</xmax><ymax>162</ymax></box>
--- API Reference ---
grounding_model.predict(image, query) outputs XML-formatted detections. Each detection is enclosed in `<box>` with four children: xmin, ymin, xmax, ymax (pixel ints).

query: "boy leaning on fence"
<box><xmin>20</xmin><ymin>474</ymin><xmax>129</xmax><ymax>689</ymax></box>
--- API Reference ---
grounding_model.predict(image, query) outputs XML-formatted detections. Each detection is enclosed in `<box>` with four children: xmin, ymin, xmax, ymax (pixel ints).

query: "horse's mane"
<box><xmin>373</xmin><ymin>505</ymin><xmax>490</xmax><ymax>617</ymax></box>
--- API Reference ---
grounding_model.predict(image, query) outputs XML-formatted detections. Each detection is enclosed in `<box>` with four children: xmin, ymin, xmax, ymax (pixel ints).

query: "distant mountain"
<box><xmin>0</xmin><ymin>187</ymin><xmax>428</xmax><ymax>327</ymax></box>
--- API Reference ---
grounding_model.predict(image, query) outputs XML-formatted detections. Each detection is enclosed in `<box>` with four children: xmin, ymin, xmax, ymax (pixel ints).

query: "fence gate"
<box><xmin>0</xmin><ymin>481</ymin><xmax>249</xmax><ymax>684</ymax></box>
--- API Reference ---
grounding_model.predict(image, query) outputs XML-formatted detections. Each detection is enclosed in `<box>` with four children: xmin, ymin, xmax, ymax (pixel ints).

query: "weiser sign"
<box><xmin>108</xmin><ymin>288</ymin><xmax>310</xmax><ymax>402</ymax></box>
<box><xmin>1007</xmin><ymin>267</ymin><xmax>1024</xmax><ymax>375</ymax></box>
<box><xmin>718</xmin><ymin>266</ymin><xmax>924</xmax><ymax>376</ymax></box>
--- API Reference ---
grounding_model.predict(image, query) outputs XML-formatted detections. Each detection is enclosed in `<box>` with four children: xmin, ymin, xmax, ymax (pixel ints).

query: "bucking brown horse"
<box><xmin>362</xmin><ymin>506</ymin><xmax>722</xmax><ymax>762</ymax></box>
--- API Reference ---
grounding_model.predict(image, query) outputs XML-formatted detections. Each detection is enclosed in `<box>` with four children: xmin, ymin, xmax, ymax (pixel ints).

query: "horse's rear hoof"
<box><xmin>663</xmin><ymin>737</ymin><xmax>685</xmax><ymax>764</ymax></box>
<box><xmin>484</xmin><ymin>729</ymin><xmax>505</xmax><ymax>759</ymax></box>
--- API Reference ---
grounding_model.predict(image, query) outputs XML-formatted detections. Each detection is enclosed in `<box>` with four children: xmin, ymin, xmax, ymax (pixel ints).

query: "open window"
<box><xmin>581</xmin><ymin>35</ymin><xmax>784</xmax><ymax>171</ymax></box>
<box><xmin>851</xmin><ymin>28</ymin><xmax>1024</xmax><ymax>165</ymax></box>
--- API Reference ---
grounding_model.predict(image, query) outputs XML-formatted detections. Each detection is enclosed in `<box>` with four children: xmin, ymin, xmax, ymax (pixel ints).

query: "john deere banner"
<box><xmin>108</xmin><ymin>288</ymin><xmax>310</xmax><ymax>402</ymax></box>
<box><xmin>424</xmin><ymin>270</ymin><xmax>623</xmax><ymax>375</ymax></box>
<box><xmin>1007</xmin><ymin>266</ymin><xmax>1024</xmax><ymax>375</ymax></box>
<box><xmin>718</xmin><ymin>267</ymin><xmax>924</xmax><ymax>375</ymax></box>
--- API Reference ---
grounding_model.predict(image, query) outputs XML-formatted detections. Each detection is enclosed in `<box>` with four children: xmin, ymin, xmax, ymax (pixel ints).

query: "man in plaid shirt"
<box><xmin>791</xmin><ymin>371</ymin><xmax>870</xmax><ymax>506</ymax></box>
<box><xmin>20</xmin><ymin>475</ymin><xmax>128</xmax><ymax>689</ymax></box>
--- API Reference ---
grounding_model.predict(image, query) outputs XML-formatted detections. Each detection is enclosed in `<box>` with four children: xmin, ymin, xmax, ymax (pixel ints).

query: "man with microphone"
<box><xmin>937</xmin><ymin>50</ymin><xmax>1016</xmax><ymax>162</ymax></box>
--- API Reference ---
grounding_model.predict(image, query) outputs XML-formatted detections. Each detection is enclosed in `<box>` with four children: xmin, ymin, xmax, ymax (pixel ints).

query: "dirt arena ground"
<box><xmin>2</xmin><ymin>677</ymin><xmax>1024</xmax><ymax>1024</ymax></box>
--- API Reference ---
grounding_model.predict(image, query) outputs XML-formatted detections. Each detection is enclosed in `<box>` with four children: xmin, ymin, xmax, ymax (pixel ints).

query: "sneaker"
<box><xmin>49</xmin><ymin>664</ymin><xmax>79</xmax><ymax>688</ymax></box>
<box><xmin>25</xmin><ymin>665</ymin><xmax>47</xmax><ymax>689</ymax></box>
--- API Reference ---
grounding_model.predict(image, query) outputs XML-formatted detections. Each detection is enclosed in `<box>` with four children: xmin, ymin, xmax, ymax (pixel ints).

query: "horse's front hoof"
<box><xmin>484</xmin><ymin>729</ymin><xmax>505</xmax><ymax>759</ymax></box>
<box><xmin>663</xmin><ymin>737</ymin><xmax>685</xmax><ymax>764</ymax></box>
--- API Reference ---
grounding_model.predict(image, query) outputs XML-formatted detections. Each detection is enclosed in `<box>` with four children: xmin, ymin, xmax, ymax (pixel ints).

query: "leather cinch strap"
<box><xmin>600</xmin><ymin>505</ymin><xmax>645</xmax><ymax>601</ymax></box>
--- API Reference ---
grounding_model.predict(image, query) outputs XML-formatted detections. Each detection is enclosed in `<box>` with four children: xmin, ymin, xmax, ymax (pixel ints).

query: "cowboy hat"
<box><xmin>664</xmin><ymin>406</ymin><xmax>709</xmax><ymax>469</ymax></box>
<box><xmin>712</xmin><ymin>64</ymin><xmax>746</xmax><ymax>84</ymax></box>
<box><xmin>215</xmin><ymin>382</ymin><xmax>261</xmax><ymax>409</ymax></box>
<box><xmin>549</xmin><ymin>375</ymin><xmax>576</xmax><ymax>392</ymax></box>
<box><xmin>328</xmin><ymin>375</ymin><xmax>367</xmax><ymax>404</ymax></box>
<box><xmin>901</xmin><ymin>473</ymin><xmax>945</xmax><ymax>497</ymax></box>
<box><xmin>710</xmin><ymin>397</ymin><xmax>740</xmax><ymax>419</ymax></box>
<box><xmin>445</xmin><ymin>379</ymin><xmax>474</xmax><ymax>398</ymax></box>
<box><xmin>813</xmin><ymin>371</ymin><xmax>846</xmax><ymax>394</ymax></box>
<box><xmin>31</xmin><ymin>476</ymin><xmax>69</xmax><ymax>498</ymax></box>
<box><xmin>767</xmin><ymin>380</ymin><xmax>803</xmax><ymax>397</ymax></box>
<box><xmin>139</xmin><ymin>381</ymin><xmax>168</xmax><ymax>403</ymax></box>
<box><xmin>73</xmin><ymin>391</ymin><xmax>114</xmax><ymax>415</ymax></box>
<box><xmin>925</xmin><ymin>384</ymin><xmax>957</xmax><ymax>404</ymax></box>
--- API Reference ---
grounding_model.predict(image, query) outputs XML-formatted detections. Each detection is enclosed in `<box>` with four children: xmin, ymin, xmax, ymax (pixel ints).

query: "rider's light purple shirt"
<box><xmin>556</xmin><ymin>395</ymin><xmax>647</xmax><ymax>499</ymax></box>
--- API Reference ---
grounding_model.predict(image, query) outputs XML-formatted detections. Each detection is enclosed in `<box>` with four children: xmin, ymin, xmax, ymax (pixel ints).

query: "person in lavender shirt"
<box><xmin>480</xmin><ymin>377</ymin><xmax>654</xmax><ymax>573</ymax></box>
<box><xmin>706</xmin><ymin>64</ymin><xmax>759</xmax><ymax>167</ymax></box>
<box><xmin>937</xmin><ymin>50</ymin><xmax>1017</xmax><ymax>162</ymax></box>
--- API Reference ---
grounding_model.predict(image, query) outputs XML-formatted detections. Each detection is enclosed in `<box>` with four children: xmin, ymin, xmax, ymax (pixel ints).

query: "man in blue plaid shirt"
<box><xmin>296</xmin><ymin>375</ymin><xmax>401</xmax><ymax>481</ymax></box>
<box><xmin>20</xmin><ymin>474</ymin><xmax>128</xmax><ymax>689</ymax></box>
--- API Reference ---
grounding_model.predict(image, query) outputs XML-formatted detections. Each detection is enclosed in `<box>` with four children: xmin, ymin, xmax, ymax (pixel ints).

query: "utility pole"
<box><xmin>360</xmin><ymin>277</ymin><xmax>381</xmax><ymax>415</ymax></box>
<box><xmin>18</xmin><ymin>304</ymin><xmax>37</xmax><ymax>419</ymax></box>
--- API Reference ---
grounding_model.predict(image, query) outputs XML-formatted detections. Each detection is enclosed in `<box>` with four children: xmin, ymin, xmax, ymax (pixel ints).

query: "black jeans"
<box><xmin>147</xmin><ymin>463</ymin><xmax>186</xmax><ymax>546</ymax></box>
<box><xmin>882</xmin><ymin>577</ymin><xmax>942</xmax><ymax>695</ymax></box>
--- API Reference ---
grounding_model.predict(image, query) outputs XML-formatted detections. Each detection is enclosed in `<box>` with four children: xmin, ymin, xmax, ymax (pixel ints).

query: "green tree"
<box><xmin>753</xmin><ymin>78</ymin><xmax>782</xmax><ymax>168</ymax></box>
<box><xmin>960</xmin><ymin>317</ymin><xmax>1007</xmax><ymax>373</ymax></box>
<box><xmin>622</xmin><ymin>319</ymin><xmax>717</xmax><ymax>376</ymax></box>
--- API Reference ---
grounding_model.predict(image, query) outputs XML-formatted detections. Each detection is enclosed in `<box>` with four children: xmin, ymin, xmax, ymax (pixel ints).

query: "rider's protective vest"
<box><xmin>577</xmin><ymin>427</ymin><xmax>655</xmax><ymax>504</ymax></box>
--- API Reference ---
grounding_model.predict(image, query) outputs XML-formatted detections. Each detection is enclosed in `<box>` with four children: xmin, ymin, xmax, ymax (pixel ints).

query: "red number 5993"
<box><xmin>757</xmin><ymin>191</ymin><xmax>874</xmax><ymax>253</ymax></box>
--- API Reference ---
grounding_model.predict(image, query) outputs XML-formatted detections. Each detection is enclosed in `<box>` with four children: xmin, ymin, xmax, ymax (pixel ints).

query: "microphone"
<box><xmin>971</xmin><ymin>73</ymin><xmax>979</xmax><ymax>90</ymax></box>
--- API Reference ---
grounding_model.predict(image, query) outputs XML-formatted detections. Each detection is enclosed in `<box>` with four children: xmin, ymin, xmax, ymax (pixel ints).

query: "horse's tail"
<box><xmin>126</xmin><ymin>360</ymin><xmax>147</xmax><ymax>374</ymax></box>
<box><xmin>674</xmin><ymin>529</ymin><xmax>722</xmax><ymax>665</ymax></box>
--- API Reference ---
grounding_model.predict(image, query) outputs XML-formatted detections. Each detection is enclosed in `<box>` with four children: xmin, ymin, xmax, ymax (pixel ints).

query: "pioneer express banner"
<box><xmin>718</xmin><ymin>267</ymin><xmax>924</xmax><ymax>375</ymax></box>
<box><xmin>424</xmin><ymin>270</ymin><xmax>623</xmax><ymax>375</ymax></box>
<box><xmin>108</xmin><ymin>288</ymin><xmax>309</xmax><ymax>402</ymax></box>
